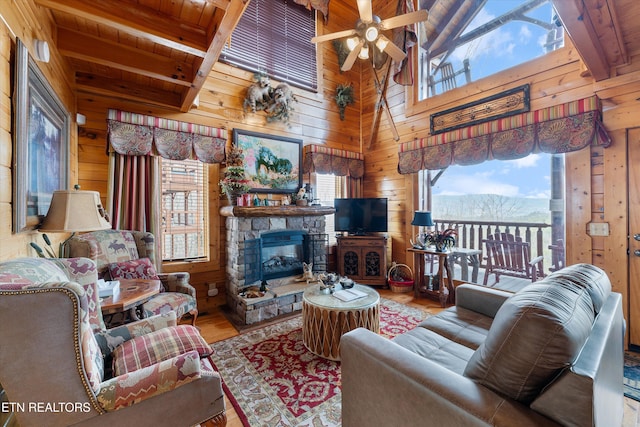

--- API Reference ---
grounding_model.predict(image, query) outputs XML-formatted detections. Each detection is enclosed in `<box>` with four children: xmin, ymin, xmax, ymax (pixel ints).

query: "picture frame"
<box><xmin>13</xmin><ymin>38</ymin><xmax>70</xmax><ymax>232</ymax></box>
<box><xmin>233</xmin><ymin>129</ymin><xmax>302</xmax><ymax>194</ymax></box>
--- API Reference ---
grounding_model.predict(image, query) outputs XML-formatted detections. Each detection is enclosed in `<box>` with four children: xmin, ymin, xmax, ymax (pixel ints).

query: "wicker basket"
<box><xmin>387</xmin><ymin>262</ymin><xmax>414</xmax><ymax>293</ymax></box>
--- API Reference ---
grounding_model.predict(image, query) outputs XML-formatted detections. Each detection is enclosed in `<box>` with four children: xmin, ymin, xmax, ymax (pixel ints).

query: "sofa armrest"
<box><xmin>341</xmin><ymin>328</ymin><xmax>558</xmax><ymax>427</ymax></box>
<box><xmin>455</xmin><ymin>284</ymin><xmax>512</xmax><ymax>318</ymax></box>
<box><xmin>96</xmin><ymin>350</ymin><xmax>201</xmax><ymax>411</ymax></box>
<box><xmin>158</xmin><ymin>272</ymin><xmax>195</xmax><ymax>297</ymax></box>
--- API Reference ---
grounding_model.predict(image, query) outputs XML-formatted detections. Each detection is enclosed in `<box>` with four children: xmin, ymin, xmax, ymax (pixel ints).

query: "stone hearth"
<box><xmin>221</xmin><ymin>205</ymin><xmax>335</xmax><ymax>325</ymax></box>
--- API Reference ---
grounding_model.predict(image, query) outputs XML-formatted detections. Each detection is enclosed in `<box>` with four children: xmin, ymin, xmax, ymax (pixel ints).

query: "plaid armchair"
<box><xmin>0</xmin><ymin>257</ymin><xmax>225</xmax><ymax>427</ymax></box>
<box><xmin>67</xmin><ymin>230</ymin><xmax>198</xmax><ymax>325</ymax></box>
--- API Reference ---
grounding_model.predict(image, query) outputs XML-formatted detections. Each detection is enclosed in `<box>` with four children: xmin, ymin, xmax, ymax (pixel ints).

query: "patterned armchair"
<box><xmin>67</xmin><ymin>230</ymin><xmax>198</xmax><ymax>325</ymax></box>
<box><xmin>0</xmin><ymin>257</ymin><xmax>226</xmax><ymax>427</ymax></box>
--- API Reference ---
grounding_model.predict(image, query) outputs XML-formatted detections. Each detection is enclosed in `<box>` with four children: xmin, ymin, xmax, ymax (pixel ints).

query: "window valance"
<box><xmin>107</xmin><ymin>109</ymin><xmax>227</xmax><ymax>163</ymax></box>
<box><xmin>302</xmin><ymin>144</ymin><xmax>364</xmax><ymax>178</ymax></box>
<box><xmin>398</xmin><ymin>96</ymin><xmax>611</xmax><ymax>174</ymax></box>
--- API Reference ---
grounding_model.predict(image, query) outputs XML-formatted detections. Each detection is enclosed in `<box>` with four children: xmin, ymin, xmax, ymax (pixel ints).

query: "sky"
<box><xmin>429</xmin><ymin>0</ymin><xmax>559</xmax><ymax>201</ymax></box>
<box><xmin>431</xmin><ymin>153</ymin><xmax>553</xmax><ymax>199</ymax></box>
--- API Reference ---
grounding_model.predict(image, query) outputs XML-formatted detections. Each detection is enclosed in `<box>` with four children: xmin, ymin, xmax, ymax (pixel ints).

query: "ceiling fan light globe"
<box><xmin>346</xmin><ymin>37</ymin><xmax>360</xmax><ymax>51</ymax></box>
<box><xmin>358</xmin><ymin>45</ymin><xmax>370</xmax><ymax>60</ymax></box>
<box><xmin>375</xmin><ymin>37</ymin><xmax>388</xmax><ymax>51</ymax></box>
<box><xmin>365</xmin><ymin>26</ymin><xmax>379</xmax><ymax>42</ymax></box>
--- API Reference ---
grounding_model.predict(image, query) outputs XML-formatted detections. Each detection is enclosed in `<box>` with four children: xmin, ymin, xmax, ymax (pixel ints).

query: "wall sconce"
<box><xmin>76</xmin><ymin>113</ymin><xmax>86</xmax><ymax>126</ymax></box>
<box><xmin>33</xmin><ymin>39</ymin><xmax>50</xmax><ymax>63</ymax></box>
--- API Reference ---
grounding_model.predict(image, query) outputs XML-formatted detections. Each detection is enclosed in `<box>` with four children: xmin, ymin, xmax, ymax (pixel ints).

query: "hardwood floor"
<box><xmin>199</xmin><ymin>288</ymin><xmax>638</xmax><ymax>427</ymax></box>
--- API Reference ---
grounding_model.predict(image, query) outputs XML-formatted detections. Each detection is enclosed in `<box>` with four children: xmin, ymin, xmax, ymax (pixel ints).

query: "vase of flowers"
<box><xmin>220</xmin><ymin>145</ymin><xmax>251</xmax><ymax>205</ymax></box>
<box><xmin>425</xmin><ymin>228</ymin><xmax>457</xmax><ymax>252</ymax></box>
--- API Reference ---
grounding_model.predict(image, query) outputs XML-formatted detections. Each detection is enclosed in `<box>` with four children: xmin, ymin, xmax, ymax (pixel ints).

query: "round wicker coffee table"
<box><xmin>302</xmin><ymin>284</ymin><xmax>380</xmax><ymax>361</ymax></box>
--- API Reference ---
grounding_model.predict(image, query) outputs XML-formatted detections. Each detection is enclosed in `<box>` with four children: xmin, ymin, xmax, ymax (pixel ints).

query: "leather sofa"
<box><xmin>341</xmin><ymin>263</ymin><xmax>624</xmax><ymax>426</ymax></box>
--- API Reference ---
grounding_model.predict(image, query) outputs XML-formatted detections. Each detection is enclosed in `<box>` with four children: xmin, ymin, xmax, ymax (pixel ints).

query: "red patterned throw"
<box><xmin>210</xmin><ymin>298</ymin><xmax>427</xmax><ymax>426</ymax></box>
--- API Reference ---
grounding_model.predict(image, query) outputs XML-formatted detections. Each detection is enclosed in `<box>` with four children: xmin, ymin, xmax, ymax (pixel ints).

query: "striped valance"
<box><xmin>302</xmin><ymin>144</ymin><xmax>364</xmax><ymax>178</ymax></box>
<box><xmin>107</xmin><ymin>109</ymin><xmax>227</xmax><ymax>163</ymax></box>
<box><xmin>398</xmin><ymin>96</ymin><xmax>611</xmax><ymax>174</ymax></box>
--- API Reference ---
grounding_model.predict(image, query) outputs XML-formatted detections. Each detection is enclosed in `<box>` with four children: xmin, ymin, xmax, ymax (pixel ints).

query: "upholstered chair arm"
<box><xmin>96</xmin><ymin>350</ymin><xmax>202</xmax><ymax>411</ymax></box>
<box><xmin>94</xmin><ymin>312</ymin><xmax>177</xmax><ymax>356</ymax></box>
<box><xmin>52</xmin><ymin>257</ymin><xmax>99</xmax><ymax>283</ymax></box>
<box><xmin>158</xmin><ymin>272</ymin><xmax>196</xmax><ymax>297</ymax></box>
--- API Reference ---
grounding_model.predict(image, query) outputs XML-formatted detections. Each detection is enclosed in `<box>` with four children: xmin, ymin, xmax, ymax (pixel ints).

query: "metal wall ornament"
<box><xmin>430</xmin><ymin>84</ymin><xmax>530</xmax><ymax>135</ymax></box>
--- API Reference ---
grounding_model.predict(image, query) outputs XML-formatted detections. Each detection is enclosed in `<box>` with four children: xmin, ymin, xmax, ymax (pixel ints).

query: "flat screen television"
<box><xmin>334</xmin><ymin>198</ymin><xmax>388</xmax><ymax>235</ymax></box>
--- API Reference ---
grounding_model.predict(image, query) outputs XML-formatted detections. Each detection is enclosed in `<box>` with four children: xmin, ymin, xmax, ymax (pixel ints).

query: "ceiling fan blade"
<box><xmin>379</xmin><ymin>35</ymin><xmax>406</xmax><ymax>62</ymax></box>
<box><xmin>357</xmin><ymin>0</ymin><xmax>373</xmax><ymax>23</ymax></box>
<box><xmin>380</xmin><ymin>10</ymin><xmax>428</xmax><ymax>30</ymax></box>
<box><xmin>311</xmin><ymin>29</ymin><xmax>358</xmax><ymax>44</ymax></box>
<box><xmin>341</xmin><ymin>41</ymin><xmax>364</xmax><ymax>71</ymax></box>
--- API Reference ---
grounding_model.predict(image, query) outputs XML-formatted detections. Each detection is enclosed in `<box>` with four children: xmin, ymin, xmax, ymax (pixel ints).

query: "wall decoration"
<box><xmin>242</xmin><ymin>72</ymin><xmax>297</xmax><ymax>123</ymax></box>
<box><xmin>430</xmin><ymin>84</ymin><xmax>530</xmax><ymax>135</ymax></box>
<box><xmin>335</xmin><ymin>83</ymin><xmax>355</xmax><ymax>121</ymax></box>
<box><xmin>13</xmin><ymin>38</ymin><xmax>70</xmax><ymax>232</ymax></box>
<box><xmin>233</xmin><ymin>129</ymin><xmax>302</xmax><ymax>194</ymax></box>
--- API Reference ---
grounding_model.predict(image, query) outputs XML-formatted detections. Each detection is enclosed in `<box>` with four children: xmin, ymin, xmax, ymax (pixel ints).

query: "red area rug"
<box><xmin>210</xmin><ymin>298</ymin><xmax>428</xmax><ymax>426</ymax></box>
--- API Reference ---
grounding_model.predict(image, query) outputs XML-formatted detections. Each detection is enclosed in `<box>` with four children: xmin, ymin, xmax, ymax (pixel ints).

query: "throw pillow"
<box><xmin>108</xmin><ymin>258</ymin><xmax>160</xmax><ymax>280</ymax></box>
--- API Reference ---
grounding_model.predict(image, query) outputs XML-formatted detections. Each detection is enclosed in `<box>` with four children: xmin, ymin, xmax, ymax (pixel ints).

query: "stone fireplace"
<box><xmin>220</xmin><ymin>205</ymin><xmax>335</xmax><ymax>325</ymax></box>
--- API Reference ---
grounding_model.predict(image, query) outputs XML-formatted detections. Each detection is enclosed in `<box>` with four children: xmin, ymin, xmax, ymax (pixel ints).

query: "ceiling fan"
<box><xmin>311</xmin><ymin>0</ymin><xmax>428</xmax><ymax>71</ymax></box>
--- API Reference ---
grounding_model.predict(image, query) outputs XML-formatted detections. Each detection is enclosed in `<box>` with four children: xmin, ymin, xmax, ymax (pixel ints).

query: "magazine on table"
<box><xmin>333</xmin><ymin>287</ymin><xmax>367</xmax><ymax>302</ymax></box>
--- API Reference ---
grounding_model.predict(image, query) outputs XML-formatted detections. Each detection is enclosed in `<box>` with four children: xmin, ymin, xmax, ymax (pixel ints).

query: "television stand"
<box><xmin>336</xmin><ymin>235</ymin><xmax>388</xmax><ymax>286</ymax></box>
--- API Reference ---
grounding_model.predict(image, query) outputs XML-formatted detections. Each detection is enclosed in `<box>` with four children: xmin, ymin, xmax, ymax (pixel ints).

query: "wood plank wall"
<box><xmin>2</xmin><ymin>0</ymin><xmax>640</xmax><ymax>337</ymax></box>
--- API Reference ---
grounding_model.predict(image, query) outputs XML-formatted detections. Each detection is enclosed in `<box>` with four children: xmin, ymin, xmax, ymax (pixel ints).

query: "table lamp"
<box><xmin>37</xmin><ymin>186</ymin><xmax>111</xmax><ymax>257</ymax></box>
<box><xmin>411</xmin><ymin>211</ymin><xmax>434</xmax><ymax>247</ymax></box>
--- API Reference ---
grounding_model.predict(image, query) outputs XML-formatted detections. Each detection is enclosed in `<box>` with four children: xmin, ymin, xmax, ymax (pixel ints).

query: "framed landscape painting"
<box><xmin>13</xmin><ymin>39</ymin><xmax>70</xmax><ymax>232</ymax></box>
<box><xmin>233</xmin><ymin>129</ymin><xmax>302</xmax><ymax>194</ymax></box>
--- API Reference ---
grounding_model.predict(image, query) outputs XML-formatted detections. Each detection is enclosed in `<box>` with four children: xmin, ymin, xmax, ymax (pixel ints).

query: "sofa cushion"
<box><xmin>464</xmin><ymin>279</ymin><xmax>596</xmax><ymax>404</ymax></box>
<box><xmin>112</xmin><ymin>325</ymin><xmax>213</xmax><ymax>376</ymax></box>
<box><xmin>108</xmin><ymin>258</ymin><xmax>160</xmax><ymax>281</ymax></box>
<box><xmin>142</xmin><ymin>292</ymin><xmax>196</xmax><ymax>318</ymax></box>
<box><xmin>419</xmin><ymin>306</ymin><xmax>493</xmax><ymax>350</ymax></box>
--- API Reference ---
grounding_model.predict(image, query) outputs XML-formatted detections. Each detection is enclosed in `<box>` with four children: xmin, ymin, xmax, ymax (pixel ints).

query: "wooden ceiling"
<box><xmin>36</xmin><ymin>0</ymin><xmax>638</xmax><ymax>111</ymax></box>
<box><xmin>36</xmin><ymin>0</ymin><xmax>249</xmax><ymax>112</ymax></box>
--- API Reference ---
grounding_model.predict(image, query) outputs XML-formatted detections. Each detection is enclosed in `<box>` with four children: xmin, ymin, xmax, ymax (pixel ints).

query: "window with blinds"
<box><xmin>314</xmin><ymin>173</ymin><xmax>337</xmax><ymax>244</ymax></box>
<box><xmin>220</xmin><ymin>0</ymin><xmax>318</xmax><ymax>92</ymax></box>
<box><xmin>161</xmin><ymin>159</ymin><xmax>207</xmax><ymax>261</ymax></box>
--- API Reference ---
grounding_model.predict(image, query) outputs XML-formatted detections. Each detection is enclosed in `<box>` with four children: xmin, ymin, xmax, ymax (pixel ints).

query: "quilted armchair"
<box><xmin>67</xmin><ymin>229</ymin><xmax>198</xmax><ymax>325</ymax></box>
<box><xmin>0</xmin><ymin>257</ymin><xmax>226</xmax><ymax>427</ymax></box>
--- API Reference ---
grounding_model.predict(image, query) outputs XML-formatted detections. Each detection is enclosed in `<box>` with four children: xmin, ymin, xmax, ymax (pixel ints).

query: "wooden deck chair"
<box><xmin>548</xmin><ymin>239</ymin><xmax>565</xmax><ymax>272</ymax></box>
<box><xmin>482</xmin><ymin>232</ymin><xmax>545</xmax><ymax>287</ymax></box>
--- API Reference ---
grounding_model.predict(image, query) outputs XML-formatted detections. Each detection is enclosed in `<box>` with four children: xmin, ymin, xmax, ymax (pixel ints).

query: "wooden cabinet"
<box><xmin>337</xmin><ymin>235</ymin><xmax>388</xmax><ymax>286</ymax></box>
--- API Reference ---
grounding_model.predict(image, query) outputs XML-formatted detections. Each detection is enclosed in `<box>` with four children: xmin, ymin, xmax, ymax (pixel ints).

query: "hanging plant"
<box><xmin>335</xmin><ymin>83</ymin><xmax>355</xmax><ymax>121</ymax></box>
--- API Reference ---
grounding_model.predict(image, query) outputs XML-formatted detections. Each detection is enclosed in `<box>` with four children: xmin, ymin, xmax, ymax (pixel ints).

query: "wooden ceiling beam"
<box><xmin>180</xmin><ymin>0</ymin><xmax>250</xmax><ymax>112</ymax></box>
<box><xmin>35</xmin><ymin>0</ymin><xmax>210</xmax><ymax>57</ymax></box>
<box><xmin>75</xmin><ymin>72</ymin><xmax>183</xmax><ymax>110</ymax></box>
<box><xmin>551</xmin><ymin>0</ymin><xmax>610</xmax><ymax>81</ymax></box>
<box><xmin>57</xmin><ymin>28</ymin><xmax>194</xmax><ymax>87</ymax></box>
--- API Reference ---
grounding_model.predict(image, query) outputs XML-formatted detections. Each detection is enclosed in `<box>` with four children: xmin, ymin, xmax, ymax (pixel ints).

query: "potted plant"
<box><xmin>425</xmin><ymin>228</ymin><xmax>457</xmax><ymax>252</ymax></box>
<box><xmin>220</xmin><ymin>145</ymin><xmax>251</xmax><ymax>205</ymax></box>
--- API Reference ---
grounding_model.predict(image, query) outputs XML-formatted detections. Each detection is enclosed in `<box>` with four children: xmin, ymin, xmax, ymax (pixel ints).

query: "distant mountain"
<box><xmin>432</xmin><ymin>194</ymin><xmax>551</xmax><ymax>223</ymax></box>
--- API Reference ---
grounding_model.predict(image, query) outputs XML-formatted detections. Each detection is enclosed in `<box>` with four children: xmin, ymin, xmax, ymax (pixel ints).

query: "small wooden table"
<box><xmin>100</xmin><ymin>279</ymin><xmax>162</xmax><ymax>322</ymax></box>
<box><xmin>409</xmin><ymin>247</ymin><xmax>455</xmax><ymax>307</ymax></box>
<box><xmin>302</xmin><ymin>284</ymin><xmax>380</xmax><ymax>361</ymax></box>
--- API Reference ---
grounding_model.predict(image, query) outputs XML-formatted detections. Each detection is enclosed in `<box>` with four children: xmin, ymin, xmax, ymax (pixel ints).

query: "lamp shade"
<box><xmin>411</xmin><ymin>211</ymin><xmax>434</xmax><ymax>227</ymax></box>
<box><xmin>39</xmin><ymin>190</ymin><xmax>111</xmax><ymax>232</ymax></box>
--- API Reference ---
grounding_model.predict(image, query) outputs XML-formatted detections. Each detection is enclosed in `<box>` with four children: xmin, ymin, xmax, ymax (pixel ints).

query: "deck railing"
<box><xmin>432</xmin><ymin>218</ymin><xmax>553</xmax><ymax>269</ymax></box>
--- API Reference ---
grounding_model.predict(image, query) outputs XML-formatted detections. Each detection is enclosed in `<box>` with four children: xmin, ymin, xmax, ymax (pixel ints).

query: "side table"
<box><xmin>100</xmin><ymin>278</ymin><xmax>161</xmax><ymax>325</ymax></box>
<box><xmin>409</xmin><ymin>248</ymin><xmax>455</xmax><ymax>307</ymax></box>
<box><xmin>302</xmin><ymin>284</ymin><xmax>380</xmax><ymax>361</ymax></box>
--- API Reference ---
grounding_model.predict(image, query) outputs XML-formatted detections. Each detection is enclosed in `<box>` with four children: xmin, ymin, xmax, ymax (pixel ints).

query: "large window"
<box><xmin>161</xmin><ymin>159</ymin><xmax>207</xmax><ymax>261</ymax></box>
<box><xmin>221</xmin><ymin>0</ymin><xmax>317</xmax><ymax>91</ymax></box>
<box><xmin>314</xmin><ymin>173</ymin><xmax>338</xmax><ymax>244</ymax></box>
<box><xmin>418</xmin><ymin>0</ymin><xmax>564</xmax><ymax>100</ymax></box>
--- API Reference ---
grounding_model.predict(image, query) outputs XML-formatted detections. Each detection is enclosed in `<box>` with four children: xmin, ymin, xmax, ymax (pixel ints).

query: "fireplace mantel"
<box><xmin>220</xmin><ymin>205</ymin><xmax>335</xmax><ymax>217</ymax></box>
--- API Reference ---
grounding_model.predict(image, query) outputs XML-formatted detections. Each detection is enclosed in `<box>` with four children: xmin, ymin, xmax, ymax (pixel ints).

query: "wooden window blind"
<box><xmin>221</xmin><ymin>0</ymin><xmax>318</xmax><ymax>91</ymax></box>
<box><xmin>161</xmin><ymin>159</ymin><xmax>208</xmax><ymax>261</ymax></box>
